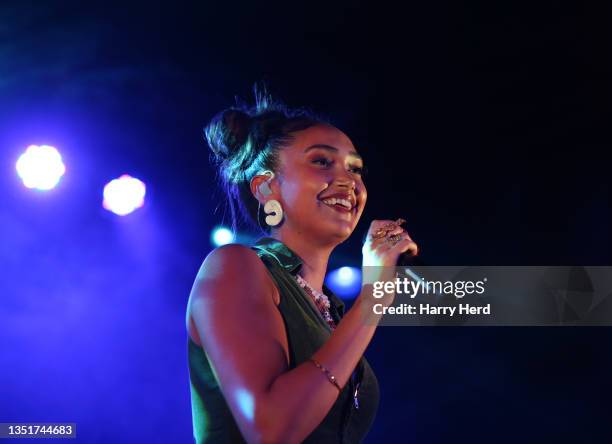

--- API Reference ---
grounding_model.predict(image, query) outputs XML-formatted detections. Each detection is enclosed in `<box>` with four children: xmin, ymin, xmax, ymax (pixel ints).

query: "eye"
<box><xmin>312</xmin><ymin>157</ymin><xmax>332</xmax><ymax>167</ymax></box>
<box><xmin>311</xmin><ymin>156</ymin><xmax>367</xmax><ymax>176</ymax></box>
<box><xmin>349</xmin><ymin>165</ymin><xmax>367</xmax><ymax>176</ymax></box>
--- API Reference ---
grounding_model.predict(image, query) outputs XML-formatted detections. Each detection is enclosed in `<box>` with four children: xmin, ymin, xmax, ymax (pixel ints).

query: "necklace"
<box><xmin>294</xmin><ymin>274</ymin><xmax>337</xmax><ymax>330</ymax></box>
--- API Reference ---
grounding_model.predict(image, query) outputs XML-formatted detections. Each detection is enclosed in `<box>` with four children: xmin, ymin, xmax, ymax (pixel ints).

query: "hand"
<box><xmin>360</xmin><ymin>219</ymin><xmax>418</xmax><ymax>308</ymax></box>
<box><xmin>362</xmin><ymin>219</ymin><xmax>418</xmax><ymax>267</ymax></box>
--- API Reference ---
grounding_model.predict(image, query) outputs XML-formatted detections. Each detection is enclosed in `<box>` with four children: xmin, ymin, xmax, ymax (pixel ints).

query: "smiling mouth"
<box><xmin>319</xmin><ymin>197</ymin><xmax>356</xmax><ymax>214</ymax></box>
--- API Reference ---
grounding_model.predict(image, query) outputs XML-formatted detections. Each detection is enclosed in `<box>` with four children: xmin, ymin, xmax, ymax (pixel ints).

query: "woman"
<box><xmin>186</xmin><ymin>90</ymin><xmax>418</xmax><ymax>443</ymax></box>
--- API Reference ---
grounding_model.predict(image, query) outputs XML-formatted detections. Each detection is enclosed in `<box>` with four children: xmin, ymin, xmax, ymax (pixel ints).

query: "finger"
<box><xmin>380</xmin><ymin>232</ymin><xmax>417</xmax><ymax>255</ymax></box>
<box><xmin>398</xmin><ymin>238</ymin><xmax>418</xmax><ymax>256</ymax></box>
<box><xmin>371</xmin><ymin>227</ymin><xmax>404</xmax><ymax>247</ymax></box>
<box><xmin>385</xmin><ymin>226</ymin><xmax>405</xmax><ymax>237</ymax></box>
<box><xmin>375</xmin><ymin>232</ymin><xmax>406</xmax><ymax>253</ymax></box>
<box><xmin>369</xmin><ymin>220</ymin><xmax>403</xmax><ymax>240</ymax></box>
<box><xmin>371</xmin><ymin>227</ymin><xmax>408</xmax><ymax>250</ymax></box>
<box><xmin>369</xmin><ymin>219</ymin><xmax>398</xmax><ymax>234</ymax></box>
<box><xmin>382</xmin><ymin>219</ymin><xmax>405</xmax><ymax>232</ymax></box>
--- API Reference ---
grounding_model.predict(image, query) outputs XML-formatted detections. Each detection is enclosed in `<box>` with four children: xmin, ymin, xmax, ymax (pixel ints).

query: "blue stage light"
<box><xmin>102</xmin><ymin>174</ymin><xmax>146</xmax><ymax>216</ymax></box>
<box><xmin>16</xmin><ymin>144</ymin><xmax>66</xmax><ymax>190</ymax></box>
<box><xmin>338</xmin><ymin>266</ymin><xmax>357</xmax><ymax>285</ymax></box>
<box><xmin>325</xmin><ymin>266</ymin><xmax>362</xmax><ymax>299</ymax></box>
<box><xmin>211</xmin><ymin>226</ymin><xmax>235</xmax><ymax>246</ymax></box>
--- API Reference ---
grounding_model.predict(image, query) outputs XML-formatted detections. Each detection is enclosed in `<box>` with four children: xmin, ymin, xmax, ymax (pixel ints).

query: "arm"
<box><xmin>189</xmin><ymin>222</ymin><xmax>416</xmax><ymax>443</ymax></box>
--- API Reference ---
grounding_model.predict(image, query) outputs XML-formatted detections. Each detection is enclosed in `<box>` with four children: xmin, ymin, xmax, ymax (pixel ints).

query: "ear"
<box><xmin>250</xmin><ymin>172</ymin><xmax>275</xmax><ymax>203</ymax></box>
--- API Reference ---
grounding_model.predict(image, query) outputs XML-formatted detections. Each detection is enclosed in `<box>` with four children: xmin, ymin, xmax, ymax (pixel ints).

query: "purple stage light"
<box><xmin>15</xmin><ymin>144</ymin><xmax>66</xmax><ymax>190</ymax></box>
<box><xmin>102</xmin><ymin>174</ymin><xmax>146</xmax><ymax>216</ymax></box>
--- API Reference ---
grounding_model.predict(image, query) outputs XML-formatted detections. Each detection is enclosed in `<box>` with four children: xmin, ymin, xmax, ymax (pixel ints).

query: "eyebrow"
<box><xmin>303</xmin><ymin>144</ymin><xmax>363</xmax><ymax>160</ymax></box>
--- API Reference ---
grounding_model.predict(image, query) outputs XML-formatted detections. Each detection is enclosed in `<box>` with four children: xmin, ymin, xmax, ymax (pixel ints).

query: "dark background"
<box><xmin>1</xmin><ymin>1</ymin><xmax>610</xmax><ymax>443</ymax></box>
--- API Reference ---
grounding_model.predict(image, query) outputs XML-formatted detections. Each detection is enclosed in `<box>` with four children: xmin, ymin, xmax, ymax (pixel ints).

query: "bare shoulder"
<box><xmin>192</xmin><ymin>243</ymin><xmax>275</xmax><ymax>293</ymax></box>
<box><xmin>186</xmin><ymin>243</ymin><xmax>279</xmax><ymax>342</ymax></box>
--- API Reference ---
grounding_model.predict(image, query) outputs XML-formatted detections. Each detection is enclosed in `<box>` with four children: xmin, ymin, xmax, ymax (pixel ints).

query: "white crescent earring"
<box><xmin>263</xmin><ymin>199</ymin><xmax>283</xmax><ymax>226</ymax></box>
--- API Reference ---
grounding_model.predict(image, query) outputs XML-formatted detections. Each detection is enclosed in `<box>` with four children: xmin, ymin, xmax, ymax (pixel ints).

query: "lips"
<box><xmin>318</xmin><ymin>193</ymin><xmax>356</xmax><ymax>208</ymax></box>
<box><xmin>321</xmin><ymin>200</ymin><xmax>353</xmax><ymax>213</ymax></box>
<box><xmin>318</xmin><ymin>193</ymin><xmax>358</xmax><ymax>215</ymax></box>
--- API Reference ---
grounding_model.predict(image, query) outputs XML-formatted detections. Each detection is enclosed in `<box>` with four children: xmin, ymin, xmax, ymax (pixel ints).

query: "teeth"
<box><xmin>321</xmin><ymin>198</ymin><xmax>353</xmax><ymax>209</ymax></box>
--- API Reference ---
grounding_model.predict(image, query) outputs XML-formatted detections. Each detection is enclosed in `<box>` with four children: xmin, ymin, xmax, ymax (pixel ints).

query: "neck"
<box><xmin>270</xmin><ymin>229</ymin><xmax>336</xmax><ymax>293</ymax></box>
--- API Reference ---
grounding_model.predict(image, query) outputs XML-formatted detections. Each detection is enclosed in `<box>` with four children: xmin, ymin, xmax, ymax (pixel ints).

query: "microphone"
<box><xmin>397</xmin><ymin>251</ymin><xmax>425</xmax><ymax>267</ymax></box>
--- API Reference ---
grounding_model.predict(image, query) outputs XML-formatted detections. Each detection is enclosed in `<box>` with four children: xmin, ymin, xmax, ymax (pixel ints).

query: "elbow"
<box><xmin>244</xmin><ymin>406</ymin><xmax>292</xmax><ymax>444</ymax></box>
<box><xmin>233</xmin><ymin>388</ymin><xmax>299</xmax><ymax>443</ymax></box>
<box><xmin>248</xmin><ymin>419</ymin><xmax>288</xmax><ymax>444</ymax></box>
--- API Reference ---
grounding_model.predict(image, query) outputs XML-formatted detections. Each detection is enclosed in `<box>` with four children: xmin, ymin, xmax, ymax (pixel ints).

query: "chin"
<box><xmin>303</xmin><ymin>223</ymin><xmax>349</xmax><ymax>245</ymax></box>
<box><xmin>326</xmin><ymin>223</ymin><xmax>354</xmax><ymax>241</ymax></box>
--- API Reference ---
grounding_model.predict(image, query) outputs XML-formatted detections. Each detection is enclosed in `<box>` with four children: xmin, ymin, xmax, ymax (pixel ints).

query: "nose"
<box><xmin>337</xmin><ymin>178</ymin><xmax>356</xmax><ymax>190</ymax></box>
<box><xmin>336</xmin><ymin>174</ymin><xmax>356</xmax><ymax>191</ymax></box>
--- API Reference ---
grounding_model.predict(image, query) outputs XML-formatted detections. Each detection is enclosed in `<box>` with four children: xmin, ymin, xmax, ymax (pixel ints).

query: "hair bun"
<box><xmin>205</xmin><ymin>108</ymin><xmax>252</xmax><ymax>162</ymax></box>
<box><xmin>249</xmin><ymin>111</ymin><xmax>285</xmax><ymax>145</ymax></box>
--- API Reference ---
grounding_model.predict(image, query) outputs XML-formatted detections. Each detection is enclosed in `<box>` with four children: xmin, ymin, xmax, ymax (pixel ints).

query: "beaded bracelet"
<box><xmin>309</xmin><ymin>358</ymin><xmax>341</xmax><ymax>392</ymax></box>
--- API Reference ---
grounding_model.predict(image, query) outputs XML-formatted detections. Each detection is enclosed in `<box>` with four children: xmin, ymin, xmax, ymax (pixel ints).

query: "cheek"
<box><xmin>279</xmin><ymin>178</ymin><xmax>319</xmax><ymax>207</ymax></box>
<box><xmin>358</xmin><ymin>184</ymin><xmax>368</xmax><ymax>208</ymax></box>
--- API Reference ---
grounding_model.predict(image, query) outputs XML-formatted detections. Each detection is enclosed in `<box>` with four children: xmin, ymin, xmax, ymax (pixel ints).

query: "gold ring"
<box><xmin>382</xmin><ymin>218</ymin><xmax>405</xmax><ymax>231</ymax></box>
<box><xmin>372</xmin><ymin>219</ymin><xmax>406</xmax><ymax>240</ymax></box>
<box><xmin>387</xmin><ymin>234</ymin><xmax>402</xmax><ymax>242</ymax></box>
<box><xmin>373</xmin><ymin>229</ymin><xmax>388</xmax><ymax>239</ymax></box>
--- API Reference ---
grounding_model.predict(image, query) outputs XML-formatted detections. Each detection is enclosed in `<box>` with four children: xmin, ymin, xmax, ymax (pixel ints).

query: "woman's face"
<box><xmin>274</xmin><ymin>124</ymin><xmax>367</xmax><ymax>242</ymax></box>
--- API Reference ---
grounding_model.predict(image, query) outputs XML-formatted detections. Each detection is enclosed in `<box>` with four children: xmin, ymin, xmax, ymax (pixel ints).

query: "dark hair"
<box><xmin>204</xmin><ymin>85</ymin><xmax>327</xmax><ymax>233</ymax></box>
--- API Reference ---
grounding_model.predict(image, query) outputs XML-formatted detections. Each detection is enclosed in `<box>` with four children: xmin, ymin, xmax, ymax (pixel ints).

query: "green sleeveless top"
<box><xmin>188</xmin><ymin>237</ymin><xmax>380</xmax><ymax>443</ymax></box>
